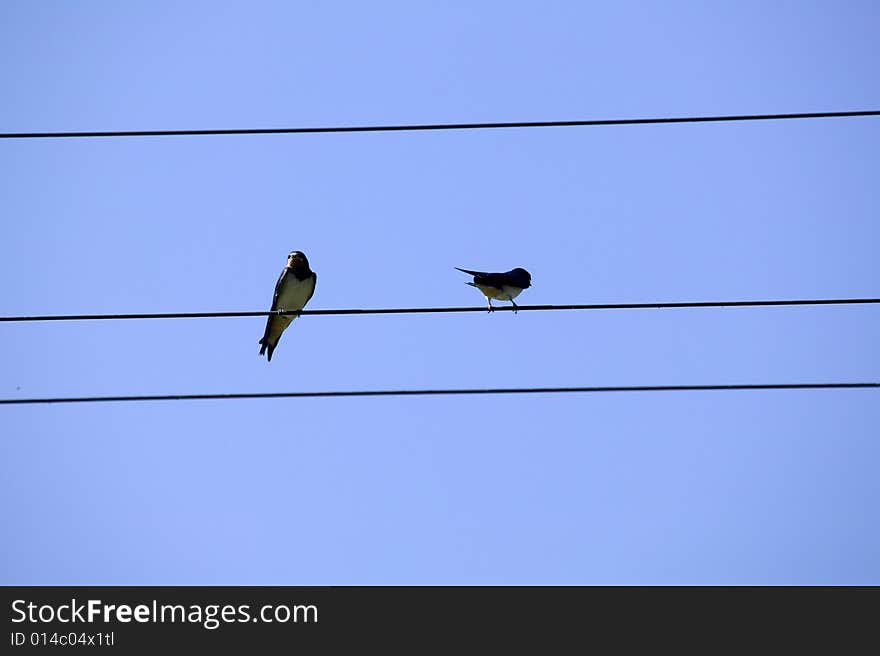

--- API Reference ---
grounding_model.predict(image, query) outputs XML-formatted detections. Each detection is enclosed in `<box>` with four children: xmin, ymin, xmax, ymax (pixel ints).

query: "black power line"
<box><xmin>1</xmin><ymin>297</ymin><xmax>878</xmax><ymax>323</ymax></box>
<box><xmin>1</xmin><ymin>383</ymin><xmax>876</xmax><ymax>406</ymax></box>
<box><xmin>1</xmin><ymin>110</ymin><xmax>878</xmax><ymax>140</ymax></box>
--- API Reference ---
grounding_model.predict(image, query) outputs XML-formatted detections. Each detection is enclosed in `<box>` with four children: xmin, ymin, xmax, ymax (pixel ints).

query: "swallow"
<box><xmin>455</xmin><ymin>266</ymin><xmax>532</xmax><ymax>312</ymax></box>
<box><xmin>259</xmin><ymin>251</ymin><xmax>317</xmax><ymax>361</ymax></box>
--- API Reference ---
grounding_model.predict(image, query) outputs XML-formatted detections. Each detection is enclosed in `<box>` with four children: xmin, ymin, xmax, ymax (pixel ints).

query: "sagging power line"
<box><xmin>1</xmin><ymin>110</ymin><xmax>878</xmax><ymax>140</ymax></box>
<box><xmin>0</xmin><ymin>297</ymin><xmax>877</xmax><ymax>323</ymax></box>
<box><xmin>0</xmin><ymin>383</ymin><xmax>876</xmax><ymax>406</ymax></box>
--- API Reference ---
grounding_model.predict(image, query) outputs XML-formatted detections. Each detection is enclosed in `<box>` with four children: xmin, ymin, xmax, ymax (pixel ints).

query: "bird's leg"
<box><xmin>510</xmin><ymin>298</ymin><xmax>518</xmax><ymax>314</ymax></box>
<box><xmin>487</xmin><ymin>299</ymin><xmax>494</xmax><ymax>313</ymax></box>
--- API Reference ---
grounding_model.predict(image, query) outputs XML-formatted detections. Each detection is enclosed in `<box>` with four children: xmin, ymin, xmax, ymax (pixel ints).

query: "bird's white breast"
<box><xmin>475</xmin><ymin>284</ymin><xmax>523</xmax><ymax>301</ymax></box>
<box><xmin>277</xmin><ymin>275</ymin><xmax>314</xmax><ymax>311</ymax></box>
<box><xmin>499</xmin><ymin>285</ymin><xmax>523</xmax><ymax>301</ymax></box>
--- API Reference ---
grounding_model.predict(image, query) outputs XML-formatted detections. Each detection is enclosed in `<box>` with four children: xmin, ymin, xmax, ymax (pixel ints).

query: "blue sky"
<box><xmin>1</xmin><ymin>1</ymin><xmax>878</xmax><ymax>584</ymax></box>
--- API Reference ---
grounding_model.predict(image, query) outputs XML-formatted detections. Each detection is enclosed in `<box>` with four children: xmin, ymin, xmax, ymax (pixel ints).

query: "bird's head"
<box><xmin>512</xmin><ymin>268</ymin><xmax>532</xmax><ymax>285</ymax></box>
<box><xmin>287</xmin><ymin>251</ymin><xmax>309</xmax><ymax>268</ymax></box>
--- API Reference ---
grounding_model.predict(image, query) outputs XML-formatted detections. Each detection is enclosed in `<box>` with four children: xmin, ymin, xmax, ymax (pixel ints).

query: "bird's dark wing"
<box><xmin>455</xmin><ymin>266</ymin><xmax>505</xmax><ymax>289</ymax></box>
<box><xmin>268</xmin><ymin>268</ymin><xmax>289</xmax><ymax>311</ymax></box>
<box><xmin>305</xmin><ymin>271</ymin><xmax>317</xmax><ymax>305</ymax></box>
<box><xmin>481</xmin><ymin>273</ymin><xmax>520</xmax><ymax>289</ymax></box>
<box><xmin>455</xmin><ymin>267</ymin><xmax>488</xmax><ymax>277</ymax></box>
<box><xmin>456</xmin><ymin>266</ymin><xmax>530</xmax><ymax>290</ymax></box>
<box><xmin>259</xmin><ymin>268</ymin><xmax>289</xmax><ymax>353</ymax></box>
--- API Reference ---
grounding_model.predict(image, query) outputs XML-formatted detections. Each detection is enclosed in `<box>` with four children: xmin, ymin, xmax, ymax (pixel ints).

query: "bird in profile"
<box><xmin>259</xmin><ymin>251</ymin><xmax>317</xmax><ymax>361</ymax></box>
<box><xmin>455</xmin><ymin>266</ymin><xmax>532</xmax><ymax>312</ymax></box>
